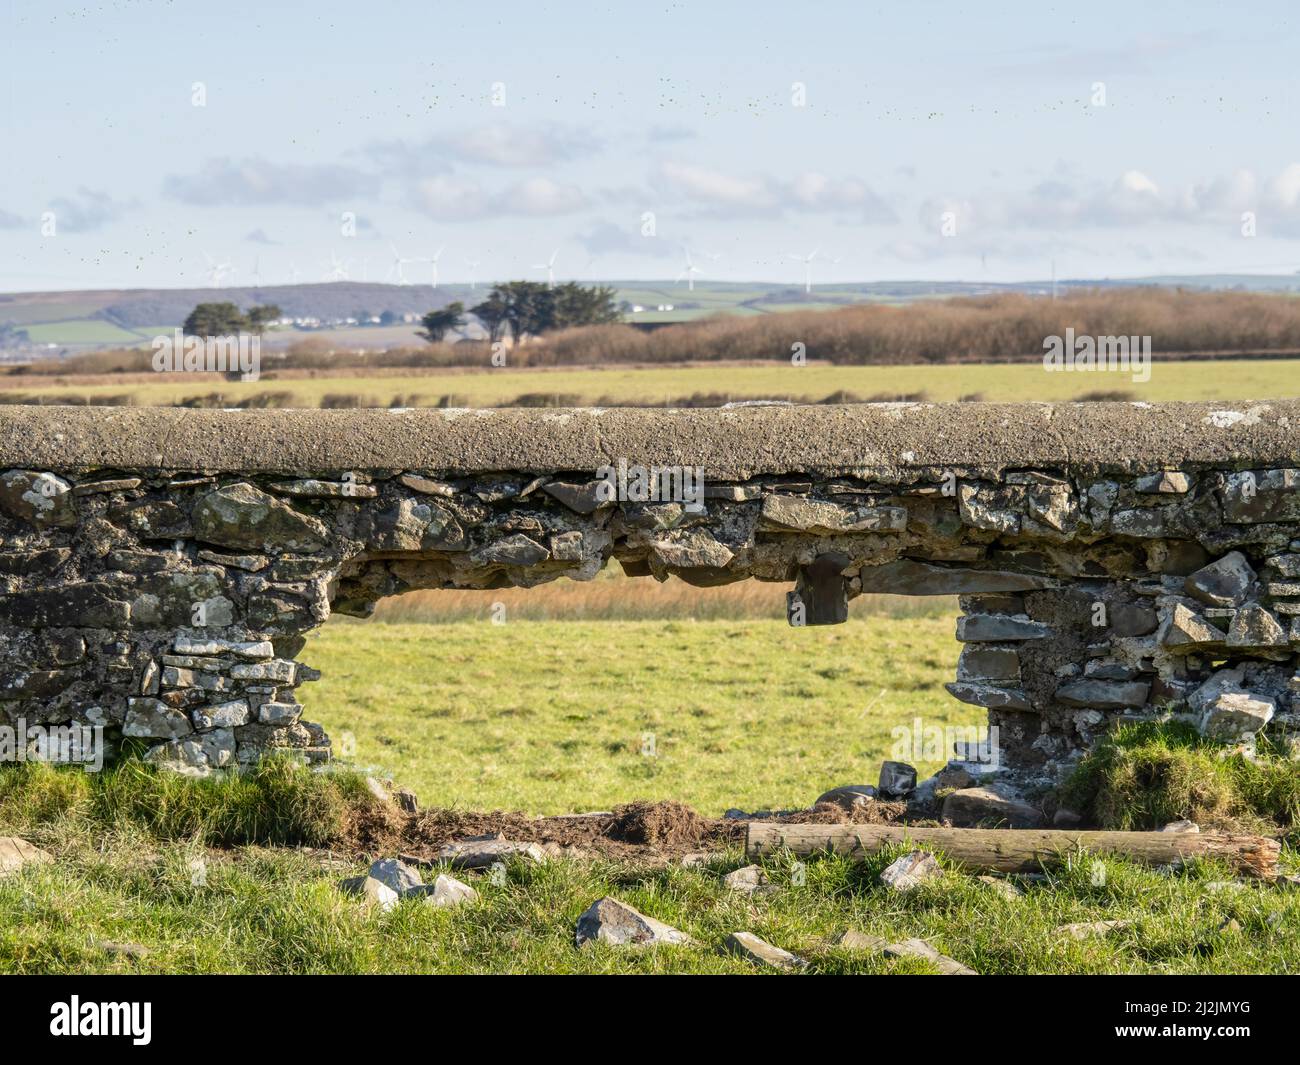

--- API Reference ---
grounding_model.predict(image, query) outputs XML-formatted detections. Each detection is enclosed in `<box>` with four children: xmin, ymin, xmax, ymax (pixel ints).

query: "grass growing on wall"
<box><xmin>1062</xmin><ymin>721</ymin><xmax>1300</xmax><ymax>839</ymax></box>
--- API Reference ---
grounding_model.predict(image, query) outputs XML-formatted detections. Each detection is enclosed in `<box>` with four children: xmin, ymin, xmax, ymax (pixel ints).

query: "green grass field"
<box><xmin>303</xmin><ymin>616</ymin><xmax>974</xmax><ymax>815</ymax></box>
<box><xmin>2</xmin><ymin>615</ymin><xmax>1298</xmax><ymax>974</ymax></box>
<box><xmin>3</xmin><ymin>819</ymin><xmax>1296</xmax><ymax>974</ymax></box>
<box><xmin>6</xmin><ymin>357</ymin><xmax>1300</xmax><ymax>408</ymax></box>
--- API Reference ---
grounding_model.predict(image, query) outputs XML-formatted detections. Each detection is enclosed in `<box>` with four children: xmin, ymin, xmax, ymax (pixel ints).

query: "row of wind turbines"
<box><xmin>200</xmin><ymin>244</ymin><xmax>841</xmax><ymax>293</ymax></box>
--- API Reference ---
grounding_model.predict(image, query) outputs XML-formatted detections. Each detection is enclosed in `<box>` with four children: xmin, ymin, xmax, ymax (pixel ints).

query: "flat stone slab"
<box><xmin>9</xmin><ymin>402</ymin><xmax>1300</xmax><ymax>478</ymax></box>
<box><xmin>1055</xmin><ymin>919</ymin><xmax>1135</xmax><ymax>940</ymax></box>
<box><xmin>883</xmin><ymin>937</ymin><xmax>977</xmax><ymax>975</ymax></box>
<box><xmin>0</xmin><ymin>836</ymin><xmax>52</xmax><ymax>877</ymax></box>
<box><xmin>436</xmin><ymin>837</ymin><xmax>548</xmax><ymax>869</ymax></box>
<box><xmin>722</xmin><ymin>931</ymin><xmax>806</xmax><ymax>970</ymax></box>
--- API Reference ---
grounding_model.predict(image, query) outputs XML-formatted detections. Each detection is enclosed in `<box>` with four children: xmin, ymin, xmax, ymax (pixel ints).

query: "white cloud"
<box><xmin>45</xmin><ymin>187</ymin><xmax>133</xmax><ymax>232</ymax></box>
<box><xmin>164</xmin><ymin>158</ymin><xmax>378</xmax><ymax>206</ymax></box>
<box><xmin>923</xmin><ymin>165</ymin><xmax>1300</xmax><ymax>234</ymax></box>
<box><xmin>408</xmin><ymin>175</ymin><xmax>587</xmax><ymax>220</ymax></box>
<box><xmin>655</xmin><ymin>161</ymin><xmax>895</xmax><ymax>221</ymax></box>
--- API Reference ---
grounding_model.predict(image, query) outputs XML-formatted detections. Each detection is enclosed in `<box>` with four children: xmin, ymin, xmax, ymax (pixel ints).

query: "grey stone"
<box><xmin>815</xmin><ymin>784</ymin><xmax>877</xmax><ymax>810</ymax></box>
<box><xmin>722</xmin><ymin>931</ymin><xmax>805</xmax><ymax>970</ymax></box>
<box><xmin>143</xmin><ymin>728</ymin><xmax>235</xmax><ymax>774</ymax></box>
<box><xmin>942</xmin><ymin>785</ymin><xmax>1044</xmax><ymax>828</ymax></box>
<box><xmin>1161</xmin><ymin>819</ymin><xmax>1201</xmax><ymax>833</ymax></box>
<box><xmin>257</xmin><ymin>702</ymin><xmax>300</xmax><ymax>724</ymax></box>
<box><xmin>1160</xmin><ymin>602</ymin><xmax>1225</xmax><ymax>649</ymax></box>
<box><xmin>1185</xmin><ymin>551</ymin><xmax>1255</xmax><ymax>607</ymax></box>
<box><xmin>879</xmin><ymin>850</ymin><xmax>943</xmax><ymax>891</ymax></box>
<box><xmin>271</xmin><ymin>478</ymin><xmax>377</xmax><ymax>498</ymax></box>
<box><xmin>1223</xmin><ymin>468</ymin><xmax>1300</xmax><ymax>523</ymax></box>
<box><xmin>957</xmin><ymin>645</ymin><xmax>1021</xmax><ymax>681</ymax></box>
<box><xmin>574</xmin><ymin>897</ymin><xmax>693</xmax><ymax>948</ymax></box>
<box><xmin>1109</xmin><ymin>603</ymin><xmax>1159</xmax><ymax>637</ymax></box>
<box><xmin>878</xmin><ymin>760</ymin><xmax>917</xmax><ymax>796</ymax></box>
<box><xmin>436</xmin><ymin>837</ymin><xmax>547</xmax><ymax>869</ymax></box>
<box><xmin>1226</xmin><ymin>604</ymin><xmax>1288</xmax><ymax>648</ymax></box>
<box><xmin>1054</xmin><ymin>679</ymin><xmax>1150</xmax><ymax>709</ymax></box>
<box><xmin>542</xmin><ymin>480</ymin><xmax>611</xmax><ymax>514</ymax></box>
<box><xmin>0</xmin><ymin>836</ymin><xmax>53</xmax><ymax>878</ymax></box>
<box><xmin>417</xmin><ymin>873</ymin><xmax>479</xmax><ymax>908</ymax></box>
<box><xmin>833</xmin><ymin>929</ymin><xmax>890</xmax><ymax>952</ymax></box>
<box><xmin>191</xmin><ymin>699</ymin><xmax>250</xmax><ymax>730</ymax></box>
<box><xmin>472</xmin><ymin>534</ymin><xmax>550</xmax><ymax>566</ymax></box>
<box><xmin>193</xmin><ymin>482</ymin><xmax>328</xmax><ymax>551</ymax></box>
<box><xmin>1135</xmin><ymin>471</ymin><xmax>1190</xmax><ymax>494</ymax></box>
<box><xmin>945</xmin><ymin>681</ymin><xmax>1032</xmax><ymax>710</ymax></box>
<box><xmin>722</xmin><ymin>865</ymin><xmax>772</xmax><ymax>895</ymax></box>
<box><xmin>1055</xmin><ymin>919</ymin><xmax>1134</xmax><ymax>940</ymax></box>
<box><xmin>956</xmin><ymin>614</ymin><xmax>1050</xmax><ymax>641</ymax></box>
<box><xmin>174</xmin><ymin>636</ymin><xmax>273</xmax><ymax>659</ymax></box>
<box><xmin>367</xmin><ymin>858</ymin><xmax>424</xmax><ymax>895</ymax></box>
<box><xmin>958</xmin><ymin>484</ymin><xmax>1020</xmax><ymax>534</ymax></box>
<box><xmin>398</xmin><ymin>473</ymin><xmax>456</xmax><ymax>496</ymax></box>
<box><xmin>230</xmin><ymin>658</ymin><xmax>297</xmax><ymax>683</ymax></box>
<box><xmin>1200</xmin><ymin>690</ymin><xmax>1275</xmax><ymax>742</ymax></box>
<box><xmin>859</xmin><ymin>560</ymin><xmax>1053</xmax><ymax>595</ymax></box>
<box><xmin>123</xmin><ymin>698</ymin><xmax>193</xmax><ymax>740</ymax></box>
<box><xmin>340</xmin><ymin>875</ymin><xmax>400</xmax><ymax>912</ymax></box>
<box><xmin>0</xmin><ymin>470</ymin><xmax>77</xmax><ymax>527</ymax></box>
<box><xmin>1188</xmin><ymin>667</ymin><xmax>1247</xmax><ymax>716</ymax></box>
<box><xmin>72</xmin><ymin>476</ymin><xmax>142</xmax><ymax>496</ymax></box>
<box><xmin>651</xmin><ymin>531</ymin><xmax>734</xmax><ymax>570</ymax></box>
<box><xmin>1111</xmin><ymin>508</ymin><xmax>1168</xmax><ymax>538</ymax></box>
<box><xmin>760</xmin><ymin>495</ymin><xmax>905</xmax><ymax>534</ymax></box>
<box><xmin>883</xmin><ymin>938</ymin><xmax>977</xmax><ymax>975</ymax></box>
<box><xmin>977</xmin><ymin>875</ymin><xmax>1025</xmax><ymax>899</ymax></box>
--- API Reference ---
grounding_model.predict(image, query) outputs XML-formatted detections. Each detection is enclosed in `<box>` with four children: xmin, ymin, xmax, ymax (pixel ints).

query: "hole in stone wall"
<box><xmin>298</xmin><ymin>571</ymin><xmax>982</xmax><ymax>816</ymax></box>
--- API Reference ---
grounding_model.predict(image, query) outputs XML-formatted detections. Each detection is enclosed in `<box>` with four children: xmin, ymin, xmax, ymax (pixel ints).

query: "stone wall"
<box><xmin>2</xmin><ymin>402</ymin><xmax>1299</xmax><ymax>794</ymax></box>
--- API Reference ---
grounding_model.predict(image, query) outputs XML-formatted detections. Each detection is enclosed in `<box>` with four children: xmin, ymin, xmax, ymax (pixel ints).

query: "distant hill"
<box><xmin>3</xmin><ymin>273</ymin><xmax>1298</xmax><ymax>356</ymax></box>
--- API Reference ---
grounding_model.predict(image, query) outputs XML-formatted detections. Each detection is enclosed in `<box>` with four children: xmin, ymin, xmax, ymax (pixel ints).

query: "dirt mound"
<box><xmin>604</xmin><ymin>800</ymin><xmax>716</xmax><ymax>847</ymax></box>
<box><xmin>338</xmin><ymin>796</ymin><xmax>916</xmax><ymax>864</ymax></box>
<box><xmin>785</xmin><ymin>800</ymin><xmax>912</xmax><ymax>825</ymax></box>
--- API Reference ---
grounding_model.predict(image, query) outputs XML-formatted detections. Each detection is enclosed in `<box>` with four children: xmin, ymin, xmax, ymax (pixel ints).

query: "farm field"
<box><xmin>303</xmin><ymin>614</ymin><xmax>973</xmax><ymax>815</ymax></box>
<box><xmin>4</xmin><ymin>356</ymin><xmax>1300</xmax><ymax>408</ymax></box>
<box><xmin>2</xmin><ymin>613</ymin><xmax>1297</xmax><ymax>976</ymax></box>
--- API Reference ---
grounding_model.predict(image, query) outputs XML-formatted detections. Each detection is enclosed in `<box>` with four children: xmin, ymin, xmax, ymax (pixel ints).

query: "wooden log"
<box><xmin>745</xmin><ymin>823</ymin><xmax>1280</xmax><ymax>879</ymax></box>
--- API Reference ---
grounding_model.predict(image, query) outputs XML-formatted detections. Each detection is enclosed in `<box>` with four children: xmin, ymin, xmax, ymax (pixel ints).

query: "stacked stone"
<box><xmin>2</xmin><ymin>408</ymin><xmax>1300</xmax><ymax>790</ymax></box>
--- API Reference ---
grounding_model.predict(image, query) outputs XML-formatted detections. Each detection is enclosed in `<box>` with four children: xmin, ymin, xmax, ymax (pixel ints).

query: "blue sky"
<box><xmin>3</xmin><ymin>0</ymin><xmax>1299</xmax><ymax>291</ymax></box>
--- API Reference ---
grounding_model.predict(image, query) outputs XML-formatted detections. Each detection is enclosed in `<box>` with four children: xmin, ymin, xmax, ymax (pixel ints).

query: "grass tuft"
<box><xmin>1061</xmin><ymin>721</ymin><xmax>1300</xmax><ymax>837</ymax></box>
<box><xmin>0</xmin><ymin>757</ymin><xmax>371</xmax><ymax>847</ymax></box>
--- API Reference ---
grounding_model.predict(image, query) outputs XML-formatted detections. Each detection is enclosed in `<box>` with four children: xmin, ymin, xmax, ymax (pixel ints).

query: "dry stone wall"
<box><xmin>2</xmin><ymin>402</ymin><xmax>1300</xmax><ymax>794</ymax></box>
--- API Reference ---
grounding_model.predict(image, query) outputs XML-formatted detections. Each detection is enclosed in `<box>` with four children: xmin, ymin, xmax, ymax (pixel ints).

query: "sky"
<box><xmin>3</xmin><ymin>0</ymin><xmax>1300</xmax><ymax>292</ymax></box>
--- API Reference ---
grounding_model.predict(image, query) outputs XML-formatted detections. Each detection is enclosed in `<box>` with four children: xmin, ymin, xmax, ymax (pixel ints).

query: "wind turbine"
<box><xmin>787</xmin><ymin>247</ymin><xmax>821</xmax><ymax>294</ymax></box>
<box><xmin>532</xmin><ymin>248</ymin><xmax>558</xmax><ymax>288</ymax></box>
<box><xmin>464</xmin><ymin>256</ymin><xmax>481</xmax><ymax>290</ymax></box>
<box><xmin>202</xmin><ymin>252</ymin><xmax>232</xmax><ymax>287</ymax></box>
<box><xmin>387</xmin><ymin>242</ymin><xmax>418</xmax><ymax>285</ymax></box>
<box><xmin>323</xmin><ymin>251</ymin><xmax>349</xmax><ymax>282</ymax></box>
<box><xmin>676</xmin><ymin>247</ymin><xmax>703</xmax><ymax>291</ymax></box>
<box><xmin>287</xmin><ymin>261</ymin><xmax>301</xmax><ymax>284</ymax></box>
<box><xmin>249</xmin><ymin>255</ymin><xmax>264</xmax><ymax>292</ymax></box>
<box><xmin>426</xmin><ymin>245</ymin><xmax>446</xmax><ymax>288</ymax></box>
